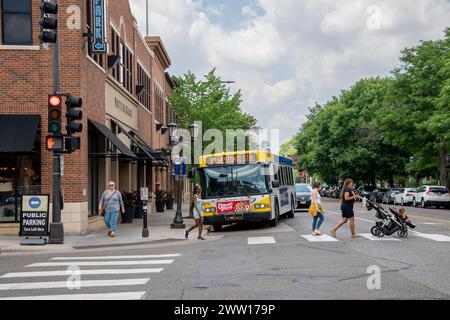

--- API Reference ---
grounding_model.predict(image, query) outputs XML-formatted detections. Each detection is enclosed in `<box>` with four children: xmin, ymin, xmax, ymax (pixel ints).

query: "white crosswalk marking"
<box><xmin>26</xmin><ymin>260</ymin><xmax>174</xmax><ymax>267</ymax></box>
<box><xmin>301</xmin><ymin>234</ymin><xmax>339</xmax><ymax>242</ymax></box>
<box><xmin>410</xmin><ymin>232</ymin><xmax>450</xmax><ymax>242</ymax></box>
<box><xmin>358</xmin><ymin>233</ymin><xmax>401</xmax><ymax>241</ymax></box>
<box><xmin>0</xmin><ymin>292</ymin><xmax>146</xmax><ymax>301</ymax></box>
<box><xmin>248</xmin><ymin>237</ymin><xmax>276</xmax><ymax>245</ymax></box>
<box><xmin>0</xmin><ymin>253</ymin><xmax>181</xmax><ymax>300</ymax></box>
<box><xmin>0</xmin><ymin>279</ymin><xmax>150</xmax><ymax>291</ymax></box>
<box><xmin>50</xmin><ymin>254</ymin><xmax>180</xmax><ymax>260</ymax></box>
<box><xmin>1</xmin><ymin>268</ymin><xmax>163</xmax><ymax>279</ymax></box>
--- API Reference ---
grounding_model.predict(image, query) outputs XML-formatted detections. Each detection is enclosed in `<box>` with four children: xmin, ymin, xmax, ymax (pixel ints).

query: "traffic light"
<box><xmin>39</xmin><ymin>0</ymin><xmax>58</xmax><ymax>44</ymax></box>
<box><xmin>66</xmin><ymin>95</ymin><xmax>83</xmax><ymax>134</ymax></box>
<box><xmin>48</xmin><ymin>94</ymin><xmax>62</xmax><ymax>135</ymax></box>
<box><xmin>65</xmin><ymin>136</ymin><xmax>81</xmax><ymax>152</ymax></box>
<box><xmin>46</xmin><ymin>135</ymin><xmax>63</xmax><ymax>151</ymax></box>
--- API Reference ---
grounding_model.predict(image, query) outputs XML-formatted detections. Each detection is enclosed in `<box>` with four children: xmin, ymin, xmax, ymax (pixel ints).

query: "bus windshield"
<box><xmin>200</xmin><ymin>164</ymin><xmax>269</xmax><ymax>199</ymax></box>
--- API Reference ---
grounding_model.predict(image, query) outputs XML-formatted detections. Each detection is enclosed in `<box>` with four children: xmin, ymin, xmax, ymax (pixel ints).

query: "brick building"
<box><xmin>0</xmin><ymin>0</ymin><xmax>176</xmax><ymax>235</ymax></box>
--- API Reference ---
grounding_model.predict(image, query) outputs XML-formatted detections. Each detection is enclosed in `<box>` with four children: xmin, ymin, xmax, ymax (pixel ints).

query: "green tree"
<box><xmin>169</xmin><ymin>69</ymin><xmax>258</xmax><ymax>152</ymax></box>
<box><xmin>379</xmin><ymin>29</ymin><xmax>450</xmax><ymax>185</ymax></box>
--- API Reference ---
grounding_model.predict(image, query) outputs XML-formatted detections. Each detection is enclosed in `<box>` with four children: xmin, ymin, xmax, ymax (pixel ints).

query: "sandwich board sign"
<box><xmin>20</xmin><ymin>195</ymin><xmax>50</xmax><ymax>245</ymax></box>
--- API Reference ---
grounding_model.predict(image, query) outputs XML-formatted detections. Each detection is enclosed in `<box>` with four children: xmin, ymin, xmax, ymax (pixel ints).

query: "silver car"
<box><xmin>296</xmin><ymin>184</ymin><xmax>312</xmax><ymax>209</ymax></box>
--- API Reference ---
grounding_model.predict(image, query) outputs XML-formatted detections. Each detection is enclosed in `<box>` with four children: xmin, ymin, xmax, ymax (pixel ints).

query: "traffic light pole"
<box><xmin>49</xmin><ymin>0</ymin><xmax>64</xmax><ymax>244</ymax></box>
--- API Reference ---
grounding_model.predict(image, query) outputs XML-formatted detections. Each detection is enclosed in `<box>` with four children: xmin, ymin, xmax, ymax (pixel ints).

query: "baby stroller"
<box><xmin>365</xmin><ymin>199</ymin><xmax>409</xmax><ymax>238</ymax></box>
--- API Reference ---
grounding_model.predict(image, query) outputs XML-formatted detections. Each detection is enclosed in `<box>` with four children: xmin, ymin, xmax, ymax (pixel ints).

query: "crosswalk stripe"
<box><xmin>410</xmin><ymin>232</ymin><xmax>450</xmax><ymax>242</ymax></box>
<box><xmin>0</xmin><ymin>278</ymin><xmax>150</xmax><ymax>291</ymax></box>
<box><xmin>358</xmin><ymin>233</ymin><xmax>401</xmax><ymax>241</ymax></box>
<box><xmin>1</xmin><ymin>268</ymin><xmax>163</xmax><ymax>279</ymax></box>
<box><xmin>248</xmin><ymin>237</ymin><xmax>276</xmax><ymax>245</ymax></box>
<box><xmin>50</xmin><ymin>254</ymin><xmax>180</xmax><ymax>260</ymax></box>
<box><xmin>301</xmin><ymin>234</ymin><xmax>339</xmax><ymax>242</ymax></box>
<box><xmin>0</xmin><ymin>292</ymin><xmax>146</xmax><ymax>300</ymax></box>
<box><xmin>26</xmin><ymin>260</ymin><xmax>174</xmax><ymax>267</ymax></box>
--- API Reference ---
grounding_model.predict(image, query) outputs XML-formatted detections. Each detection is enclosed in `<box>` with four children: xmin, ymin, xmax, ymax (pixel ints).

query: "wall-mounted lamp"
<box><xmin>107</xmin><ymin>54</ymin><xmax>120</xmax><ymax>69</ymax></box>
<box><xmin>136</xmin><ymin>84</ymin><xmax>145</xmax><ymax>95</ymax></box>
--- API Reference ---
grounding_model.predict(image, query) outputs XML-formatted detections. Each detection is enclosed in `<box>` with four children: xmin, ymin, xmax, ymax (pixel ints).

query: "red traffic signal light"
<box><xmin>49</xmin><ymin>95</ymin><xmax>61</xmax><ymax>107</ymax></box>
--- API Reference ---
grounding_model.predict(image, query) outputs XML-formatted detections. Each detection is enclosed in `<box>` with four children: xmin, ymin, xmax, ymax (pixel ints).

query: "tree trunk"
<box><xmin>389</xmin><ymin>176</ymin><xmax>394</xmax><ymax>188</ymax></box>
<box><xmin>439</xmin><ymin>146</ymin><xmax>448</xmax><ymax>187</ymax></box>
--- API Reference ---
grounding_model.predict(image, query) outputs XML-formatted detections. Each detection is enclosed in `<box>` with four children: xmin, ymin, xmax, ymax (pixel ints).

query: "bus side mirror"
<box><xmin>272</xmin><ymin>180</ymin><xmax>280</xmax><ymax>188</ymax></box>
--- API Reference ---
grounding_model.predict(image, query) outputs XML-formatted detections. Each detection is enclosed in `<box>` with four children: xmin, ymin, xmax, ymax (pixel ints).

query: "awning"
<box><xmin>89</xmin><ymin>120</ymin><xmax>137</xmax><ymax>159</ymax></box>
<box><xmin>0</xmin><ymin>115</ymin><xmax>40</xmax><ymax>153</ymax></box>
<box><xmin>111</xmin><ymin>120</ymin><xmax>168</xmax><ymax>167</ymax></box>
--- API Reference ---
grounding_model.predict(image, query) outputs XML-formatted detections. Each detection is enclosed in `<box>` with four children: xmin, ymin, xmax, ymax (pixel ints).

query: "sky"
<box><xmin>129</xmin><ymin>0</ymin><xmax>450</xmax><ymax>152</ymax></box>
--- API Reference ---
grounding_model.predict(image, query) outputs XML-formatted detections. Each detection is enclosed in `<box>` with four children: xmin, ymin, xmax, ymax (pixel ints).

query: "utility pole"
<box><xmin>48</xmin><ymin>0</ymin><xmax>63</xmax><ymax>244</ymax></box>
<box><xmin>146</xmin><ymin>0</ymin><xmax>149</xmax><ymax>36</ymax></box>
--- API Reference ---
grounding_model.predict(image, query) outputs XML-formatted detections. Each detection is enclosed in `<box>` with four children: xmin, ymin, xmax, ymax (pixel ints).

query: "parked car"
<box><xmin>412</xmin><ymin>186</ymin><xmax>450</xmax><ymax>209</ymax></box>
<box><xmin>371</xmin><ymin>189</ymin><xmax>388</xmax><ymax>203</ymax></box>
<box><xmin>394</xmin><ymin>188</ymin><xmax>419</xmax><ymax>206</ymax></box>
<box><xmin>382</xmin><ymin>188</ymin><xmax>402</xmax><ymax>204</ymax></box>
<box><xmin>357</xmin><ymin>185</ymin><xmax>377</xmax><ymax>200</ymax></box>
<box><xmin>296</xmin><ymin>184</ymin><xmax>312</xmax><ymax>209</ymax></box>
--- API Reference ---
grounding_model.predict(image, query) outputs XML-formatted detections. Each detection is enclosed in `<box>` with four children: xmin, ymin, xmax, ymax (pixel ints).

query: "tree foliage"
<box><xmin>295</xmin><ymin>29</ymin><xmax>450</xmax><ymax>187</ymax></box>
<box><xmin>169</xmin><ymin>69</ymin><xmax>258</xmax><ymax>151</ymax></box>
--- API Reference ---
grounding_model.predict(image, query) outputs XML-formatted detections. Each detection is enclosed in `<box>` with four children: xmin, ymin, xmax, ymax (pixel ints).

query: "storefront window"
<box><xmin>0</xmin><ymin>154</ymin><xmax>40</xmax><ymax>223</ymax></box>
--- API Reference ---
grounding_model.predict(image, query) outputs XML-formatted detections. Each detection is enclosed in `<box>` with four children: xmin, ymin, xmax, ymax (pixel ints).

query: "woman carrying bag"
<box><xmin>99</xmin><ymin>181</ymin><xmax>125</xmax><ymax>238</ymax></box>
<box><xmin>309</xmin><ymin>181</ymin><xmax>325</xmax><ymax>236</ymax></box>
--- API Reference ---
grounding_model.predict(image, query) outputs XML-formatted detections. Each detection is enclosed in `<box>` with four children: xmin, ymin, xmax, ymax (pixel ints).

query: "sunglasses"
<box><xmin>108</xmin><ymin>184</ymin><xmax>115</xmax><ymax>187</ymax></box>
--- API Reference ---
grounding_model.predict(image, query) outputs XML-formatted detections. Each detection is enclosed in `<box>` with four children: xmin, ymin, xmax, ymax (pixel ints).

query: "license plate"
<box><xmin>301</xmin><ymin>201</ymin><xmax>306</xmax><ymax>204</ymax></box>
<box><xmin>226</xmin><ymin>214</ymin><xmax>243</xmax><ymax>221</ymax></box>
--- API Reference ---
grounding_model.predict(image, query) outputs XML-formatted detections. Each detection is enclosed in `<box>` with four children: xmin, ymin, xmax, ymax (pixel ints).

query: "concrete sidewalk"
<box><xmin>0</xmin><ymin>204</ymin><xmax>216</xmax><ymax>254</ymax></box>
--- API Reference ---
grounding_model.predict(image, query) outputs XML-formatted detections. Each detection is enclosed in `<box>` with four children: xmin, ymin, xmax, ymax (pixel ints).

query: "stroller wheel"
<box><xmin>398</xmin><ymin>228</ymin><xmax>408</xmax><ymax>239</ymax></box>
<box><xmin>371</xmin><ymin>226</ymin><xmax>384</xmax><ymax>238</ymax></box>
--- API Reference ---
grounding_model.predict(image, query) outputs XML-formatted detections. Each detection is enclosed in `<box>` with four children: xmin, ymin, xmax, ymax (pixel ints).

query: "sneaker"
<box><xmin>315</xmin><ymin>230</ymin><xmax>323</xmax><ymax>236</ymax></box>
<box><xmin>110</xmin><ymin>232</ymin><xmax>116</xmax><ymax>238</ymax></box>
<box><xmin>107</xmin><ymin>230</ymin><xmax>112</xmax><ymax>237</ymax></box>
<box><xmin>185</xmin><ymin>231</ymin><xmax>189</xmax><ymax>239</ymax></box>
<box><xmin>198</xmin><ymin>237</ymin><xmax>206</xmax><ymax>240</ymax></box>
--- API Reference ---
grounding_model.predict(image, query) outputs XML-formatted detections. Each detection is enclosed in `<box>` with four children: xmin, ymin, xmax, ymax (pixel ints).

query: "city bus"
<box><xmin>198</xmin><ymin>150</ymin><xmax>296</xmax><ymax>231</ymax></box>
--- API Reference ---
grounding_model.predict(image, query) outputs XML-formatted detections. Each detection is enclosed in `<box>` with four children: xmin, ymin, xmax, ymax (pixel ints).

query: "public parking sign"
<box><xmin>20</xmin><ymin>195</ymin><xmax>50</xmax><ymax>237</ymax></box>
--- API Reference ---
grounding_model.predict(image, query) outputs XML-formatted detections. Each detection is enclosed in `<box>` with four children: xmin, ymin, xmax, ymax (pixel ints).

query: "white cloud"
<box><xmin>130</xmin><ymin>0</ymin><xmax>450</xmax><ymax>147</ymax></box>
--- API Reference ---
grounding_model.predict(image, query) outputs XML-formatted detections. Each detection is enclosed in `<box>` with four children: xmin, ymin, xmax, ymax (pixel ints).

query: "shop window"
<box><xmin>1</xmin><ymin>0</ymin><xmax>32</xmax><ymax>45</ymax></box>
<box><xmin>137</xmin><ymin>63</ymin><xmax>151</xmax><ymax>111</ymax></box>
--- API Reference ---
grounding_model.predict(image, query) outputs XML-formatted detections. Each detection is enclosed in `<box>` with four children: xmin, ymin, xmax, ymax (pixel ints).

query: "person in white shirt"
<box><xmin>311</xmin><ymin>181</ymin><xmax>325</xmax><ymax>236</ymax></box>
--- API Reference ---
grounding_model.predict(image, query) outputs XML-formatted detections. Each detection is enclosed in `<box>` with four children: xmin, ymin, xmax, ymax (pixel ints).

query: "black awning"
<box><xmin>89</xmin><ymin>120</ymin><xmax>137</xmax><ymax>159</ymax></box>
<box><xmin>111</xmin><ymin>120</ymin><xmax>158</xmax><ymax>161</ymax></box>
<box><xmin>0</xmin><ymin>115</ymin><xmax>40</xmax><ymax>153</ymax></box>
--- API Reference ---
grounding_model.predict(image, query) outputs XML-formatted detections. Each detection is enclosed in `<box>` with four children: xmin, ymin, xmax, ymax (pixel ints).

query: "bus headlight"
<box><xmin>254</xmin><ymin>204</ymin><xmax>267</xmax><ymax>209</ymax></box>
<box><xmin>205</xmin><ymin>207</ymin><xmax>216</xmax><ymax>213</ymax></box>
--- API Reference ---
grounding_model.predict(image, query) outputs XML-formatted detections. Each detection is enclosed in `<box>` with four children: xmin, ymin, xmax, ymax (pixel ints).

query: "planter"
<box><xmin>123</xmin><ymin>206</ymin><xmax>136</xmax><ymax>223</ymax></box>
<box><xmin>155</xmin><ymin>200</ymin><xmax>166</xmax><ymax>213</ymax></box>
<box><xmin>166</xmin><ymin>199</ymin><xmax>174</xmax><ymax>210</ymax></box>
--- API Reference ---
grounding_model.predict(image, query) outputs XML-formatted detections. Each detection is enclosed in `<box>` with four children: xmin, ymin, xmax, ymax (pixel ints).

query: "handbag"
<box><xmin>309</xmin><ymin>203</ymin><xmax>324</xmax><ymax>217</ymax></box>
<box><xmin>100</xmin><ymin>191</ymin><xmax>117</xmax><ymax>217</ymax></box>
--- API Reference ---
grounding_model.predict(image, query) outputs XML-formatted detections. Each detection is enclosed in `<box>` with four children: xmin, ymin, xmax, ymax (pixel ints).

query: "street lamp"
<box><xmin>189</xmin><ymin>123</ymin><xmax>201</xmax><ymax>214</ymax></box>
<box><xmin>169</xmin><ymin>122</ymin><xmax>185</xmax><ymax>229</ymax></box>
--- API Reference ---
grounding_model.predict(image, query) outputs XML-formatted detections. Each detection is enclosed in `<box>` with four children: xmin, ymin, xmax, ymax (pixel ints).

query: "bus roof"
<box><xmin>199</xmin><ymin>150</ymin><xmax>294</xmax><ymax>168</ymax></box>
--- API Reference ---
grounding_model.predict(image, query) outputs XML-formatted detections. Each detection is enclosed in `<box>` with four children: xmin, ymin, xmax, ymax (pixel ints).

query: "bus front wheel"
<box><xmin>269</xmin><ymin>202</ymin><xmax>279</xmax><ymax>227</ymax></box>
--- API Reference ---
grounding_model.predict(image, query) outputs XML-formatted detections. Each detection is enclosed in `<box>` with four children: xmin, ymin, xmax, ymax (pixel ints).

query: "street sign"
<box><xmin>140</xmin><ymin>187</ymin><xmax>149</xmax><ymax>201</ymax></box>
<box><xmin>92</xmin><ymin>0</ymin><xmax>107</xmax><ymax>53</ymax></box>
<box><xmin>20</xmin><ymin>195</ymin><xmax>50</xmax><ymax>238</ymax></box>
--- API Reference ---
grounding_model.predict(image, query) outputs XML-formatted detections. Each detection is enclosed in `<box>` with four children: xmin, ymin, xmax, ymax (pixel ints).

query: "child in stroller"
<box><xmin>365</xmin><ymin>199</ymin><xmax>409</xmax><ymax>238</ymax></box>
<box><xmin>398</xmin><ymin>208</ymin><xmax>416</xmax><ymax>229</ymax></box>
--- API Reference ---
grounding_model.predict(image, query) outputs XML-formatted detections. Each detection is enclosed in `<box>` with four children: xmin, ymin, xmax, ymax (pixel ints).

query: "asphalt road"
<box><xmin>0</xmin><ymin>199</ymin><xmax>449</xmax><ymax>300</ymax></box>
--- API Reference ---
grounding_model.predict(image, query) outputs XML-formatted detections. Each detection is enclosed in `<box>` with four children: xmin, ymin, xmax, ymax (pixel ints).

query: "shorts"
<box><xmin>193</xmin><ymin>210</ymin><xmax>203</xmax><ymax>220</ymax></box>
<box><xmin>341</xmin><ymin>205</ymin><xmax>354</xmax><ymax>219</ymax></box>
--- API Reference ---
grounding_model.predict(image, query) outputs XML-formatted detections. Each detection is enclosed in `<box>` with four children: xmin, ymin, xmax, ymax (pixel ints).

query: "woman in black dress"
<box><xmin>330</xmin><ymin>179</ymin><xmax>361</xmax><ymax>238</ymax></box>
